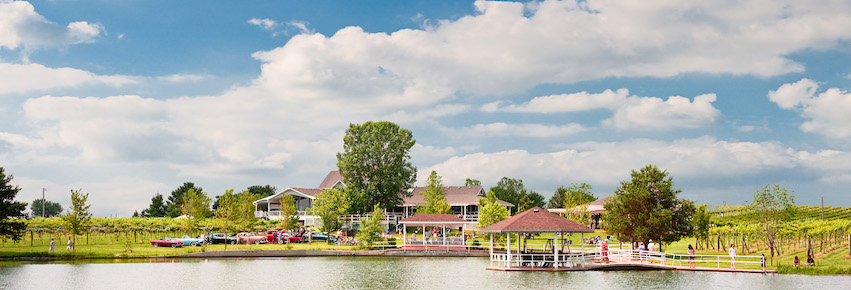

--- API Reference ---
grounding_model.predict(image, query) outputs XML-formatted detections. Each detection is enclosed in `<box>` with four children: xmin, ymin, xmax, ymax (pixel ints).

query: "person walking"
<box><xmin>48</xmin><ymin>238</ymin><xmax>55</xmax><ymax>254</ymax></box>
<box><xmin>687</xmin><ymin>244</ymin><xmax>695</xmax><ymax>268</ymax></box>
<box><xmin>728</xmin><ymin>244</ymin><xmax>737</xmax><ymax>269</ymax></box>
<box><xmin>66</xmin><ymin>236</ymin><xmax>74</xmax><ymax>251</ymax></box>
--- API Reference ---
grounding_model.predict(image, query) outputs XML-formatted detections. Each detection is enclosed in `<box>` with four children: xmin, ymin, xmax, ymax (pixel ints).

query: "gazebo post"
<box><xmin>554</xmin><ymin>232</ymin><xmax>559</xmax><ymax>269</ymax></box>
<box><xmin>442</xmin><ymin>224</ymin><xmax>446</xmax><ymax>250</ymax></box>
<box><xmin>403</xmin><ymin>224</ymin><xmax>407</xmax><ymax>250</ymax></box>
<box><xmin>581</xmin><ymin>232</ymin><xmax>585</xmax><ymax>268</ymax></box>
<box><xmin>506</xmin><ymin>232</ymin><xmax>511</xmax><ymax>268</ymax></box>
<box><xmin>489</xmin><ymin>233</ymin><xmax>494</xmax><ymax>266</ymax></box>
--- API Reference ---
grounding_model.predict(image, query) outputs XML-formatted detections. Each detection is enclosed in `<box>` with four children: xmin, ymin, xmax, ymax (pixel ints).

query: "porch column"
<box><xmin>581</xmin><ymin>233</ymin><xmax>585</xmax><ymax>268</ymax></box>
<box><xmin>463</xmin><ymin>206</ymin><xmax>467</xmax><ymax>220</ymax></box>
<box><xmin>554</xmin><ymin>232</ymin><xmax>559</xmax><ymax>269</ymax></box>
<box><xmin>489</xmin><ymin>233</ymin><xmax>494</xmax><ymax>267</ymax></box>
<box><xmin>506</xmin><ymin>232</ymin><xmax>511</xmax><ymax>268</ymax></box>
<box><xmin>403</xmin><ymin>224</ymin><xmax>407</xmax><ymax>248</ymax></box>
<box><xmin>442</xmin><ymin>225</ymin><xmax>446</xmax><ymax>248</ymax></box>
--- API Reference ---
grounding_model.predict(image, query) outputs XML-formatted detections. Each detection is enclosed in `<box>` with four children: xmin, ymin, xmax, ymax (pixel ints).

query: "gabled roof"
<box><xmin>403</xmin><ymin>186</ymin><xmax>514</xmax><ymax>207</ymax></box>
<box><xmin>253</xmin><ymin>187</ymin><xmax>323</xmax><ymax>204</ymax></box>
<box><xmin>589</xmin><ymin>196</ymin><xmax>614</xmax><ymax>206</ymax></box>
<box><xmin>318</xmin><ymin>171</ymin><xmax>344</xmax><ymax>189</ymax></box>
<box><xmin>480</xmin><ymin>207</ymin><xmax>593</xmax><ymax>233</ymax></box>
<box><xmin>399</xmin><ymin>214</ymin><xmax>468</xmax><ymax>225</ymax></box>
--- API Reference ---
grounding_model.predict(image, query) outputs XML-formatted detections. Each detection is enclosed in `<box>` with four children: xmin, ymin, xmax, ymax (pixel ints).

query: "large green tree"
<box><xmin>0</xmin><ymin>167</ymin><xmax>27</xmax><ymax>242</ymax></box>
<box><xmin>547</xmin><ymin>183</ymin><xmax>596</xmax><ymax>209</ymax></box>
<box><xmin>750</xmin><ymin>184</ymin><xmax>796</xmax><ymax>265</ymax></box>
<box><xmin>465</xmin><ymin>178</ymin><xmax>481</xmax><ymax>186</ymax></box>
<box><xmin>477</xmin><ymin>191</ymin><xmax>509</xmax><ymax>229</ymax></box>
<box><xmin>62</xmin><ymin>189</ymin><xmax>92</xmax><ymax>251</ymax></box>
<box><xmin>31</xmin><ymin>198</ymin><xmax>63</xmax><ymax>217</ymax></box>
<box><xmin>604</xmin><ymin>164</ymin><xmax>696</xmax><ymax>251</ymax></box>
<box><xmin>311</xmin><ymin>187</ymin><xmax>352</xmax><ymax>234</ymax></box>
<box><xmin>416</xmin><ymin>170</ymin><xmax>452</xmax><ymax>214</ymax></box>
<box><xmin>165</xmin><ymin>182</ymin><xmax>204</xmax><ymax>217</ymax></box>
<box><xmin>140</xmin><ymin>193</ymin><xmax>166</xmax><ymax>217</ymax></box>
<box><xmin>214</xmin><ymin>189</ymin><xmax>238</xmax><ymax>249</ymax></box>
<box><xmin>489</xmin><ymin>177</ymin><xmax>543</xmax><ymax>214</ymax></box>
<box><xmin>336</xmin><ymin>121</ymin><xmax>416</xmax><ymax>213</ymax></box>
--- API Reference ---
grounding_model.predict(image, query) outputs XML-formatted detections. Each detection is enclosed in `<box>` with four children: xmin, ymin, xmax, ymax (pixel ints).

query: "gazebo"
<box><xmin>399</xmin><ymin>214</ymin><xmax>469</xmax><ymax>251</ymax></box>
<box><xmin>480</xmin><ymin>207</ymin><xmax>594</xmax><ymax>270</ymax></box>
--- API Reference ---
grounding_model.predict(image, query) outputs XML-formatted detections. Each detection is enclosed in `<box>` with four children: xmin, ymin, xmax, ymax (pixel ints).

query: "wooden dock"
<box><xmin>486</xmin><ymin>261</ymin><xmax>776</xmax><ymax>273</ymax></box>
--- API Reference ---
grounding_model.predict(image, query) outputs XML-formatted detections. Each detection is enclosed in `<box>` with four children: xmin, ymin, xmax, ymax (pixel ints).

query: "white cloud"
<box><xmin>486</xmin><ymin>89</ymin><xmax>721</xmax><ymax>131</ymax></box>
<box><xmin>157</xmin><ymin>73</ymin><xmax>209</xmax><ymax>83</ymax></box>
<box><xmin>770</xmin><ymin>79</ymin><xmax>851</xmax><ymax>139</ymax></box>
<box><xmin>455</xmin><ymin>122</ymin><xmax>587</xmax><ymax>138</ymax></box>
<box><xmin>287</xmin><ymin>21</ymin><xmax>313</xmax><ymax>34</ymax></box>
<box><xmin>603</xmin><ymin>93</ymin><xmax>721</xmax><ymax>131</ymax></box>
<box><xmin>420</xmin><ymin>136</ymin><xmax>851</xmax><ymax>193</ymax></box>
<box><xmin>0</xmin><ymin>1</ymin><xmax>103</xmax><ymax>52</ymax></box>
<box><xmin>0</xmin><ymin>62</ymin><xmax>137</xmax><ymax>94</ymax></box>
<box><xmin>247</xmin><ymin>18</ymin><xmax>279</xmax><ymax>30</ymax></box>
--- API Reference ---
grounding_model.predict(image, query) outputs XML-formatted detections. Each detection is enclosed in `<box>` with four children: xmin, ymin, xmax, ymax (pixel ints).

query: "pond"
<box><xmin>0</xmin><ymin>257</ymin><xmax>846</xmax><ymax>289</ymax></box>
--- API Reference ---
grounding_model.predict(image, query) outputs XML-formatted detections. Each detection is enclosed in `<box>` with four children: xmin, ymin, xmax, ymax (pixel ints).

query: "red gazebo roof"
<box><xmin>480</xmin><ymin>207</ymin><xmax>593</xmax><ymax>233</ymax></box>
<box><xmin>399</xmin><ymin>214</ymin><xmax>469</xmax><ymax>225</ymax></box>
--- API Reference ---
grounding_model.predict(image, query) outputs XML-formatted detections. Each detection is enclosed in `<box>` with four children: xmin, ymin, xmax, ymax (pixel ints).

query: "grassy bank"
<box><xmin>0</xmin><ymin>241</ymin><xmax>358</xmax><ymax>259</ymax></box>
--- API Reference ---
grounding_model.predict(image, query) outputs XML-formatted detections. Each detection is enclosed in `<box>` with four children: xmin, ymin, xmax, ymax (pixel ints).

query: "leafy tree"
<box><xmin>356</xmin><ymin>204</ymin><xmax>385</xmax><ymax>248</ymax></box>
<box><xmin>0</xmin><ymin>167</ymin><xmax>27</xmax><ymax>242</ymax></box>
<box><xmin>750</xmin><ymin>184</ymin><xmax>796</xmax><ymax>265</ymax></box>
<box><xmin>478</xmin><ymin>191</ymin><xmax>509</xmax><ymax>229</ymax></box>
<box><xmin>604</xmin><ymin>164</ymin><xmax>696</xmax><ymax>251</ymax></box>
<box><xmin>31</xmin><ymin>198</ymin><xmax>63</xmax><ymax>217</ymax></box>
<box><xmin>548</xmin><ymin>184</ymin><xmax>596</xmax><ymax>209</ymax></box>
<box><xmin>62</xmin><ymin>189</ymin><xmax>92</xmax><ymax>251</ymax></box>
<box><xmin>222</xmin><ymin>185</ymin><xmax>278</xmax><ymax>211</ymax></box>
<box><xmin>233</xmin><ymin>190</ymin><xmax>260</xmax><ymax>231</ymax></box>
<box><xmin>465</xmin><ymin>178</ymin><xmax>481</xmax><ymax>186</ymax></box>
<box><xmin>336</xmin><ymin>121</ymin><xmax>416</xmax><ymax>213</ymax></box>
<box><xmin>165</xmin><ymin>182</ymin><xmax>204</xmax><ymax>217</ymax></box>
<box><xmin>691</xmin><ymin>205</ymin><xmax>711</xmax><ymax>253</ymax></box>
<box><xmin>181</xmin><ymin>189</ymin><xmax>212</xmax><ymax>235</ymax></box>
<box><xmin>140</xmin><ymin>193</ymin><xmax>166</xmax><ymax>217</ymax></box>
<box><xmin>279</xmin><ymin>194</ymin><xmax>299</xmax><ymax>231</ymax></box>
<box><xmin>417</xmin><ymin>171</ymin><xmax>452</xmax><ymax>214</ymax></box>
<box><xmin>489</xmin><ymin>177</ymin><xmax>542</xmax><ymax>214</ymax></box>
<box><xmin>215</xmin><ymin>189</ymin><xmax>238</xmax><ymax>249</ymax></box>
<box><xmin>311</xmin><ymin>187</ymin><xmax>352</xmax><ymax>234</ymax></box>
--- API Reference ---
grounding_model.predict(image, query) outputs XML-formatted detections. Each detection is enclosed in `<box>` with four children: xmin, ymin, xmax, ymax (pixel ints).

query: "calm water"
<box><xmin>0</xmin><ymin>257</ymin><xmax>848</xmax><ymax>289</ymax></box>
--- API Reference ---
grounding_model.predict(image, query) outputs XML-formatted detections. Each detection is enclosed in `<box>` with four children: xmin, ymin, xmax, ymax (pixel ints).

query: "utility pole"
<box><xmin>42</xmin><ymin>188</ymin><xmax>46</xmax><ymax>218</ymax></box>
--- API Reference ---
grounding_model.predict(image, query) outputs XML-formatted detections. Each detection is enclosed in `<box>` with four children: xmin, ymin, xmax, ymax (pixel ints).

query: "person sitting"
<box><xmin>806</xmin><ymin>255</ymin><xmax>815</xmax><ymax>266</ymax></box>
<box><xmin>793</xmin><ymin>256</ymin><xmax>800</xmax><ymax>267</ymax></box>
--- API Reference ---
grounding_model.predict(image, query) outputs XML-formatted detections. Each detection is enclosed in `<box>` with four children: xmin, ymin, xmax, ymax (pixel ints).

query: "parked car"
<box><xmin>309</xmin><ymin>231</ymin><xmax>330</xmax><ymax>241</ymax></box>
<box><xmin>174</xmin><ymin>235</ymin><xmax>205</xmax><ymax>246</ymax></box>
<box><xmin>236</xmin><ymin>232</ymin><xmax>268</xmax><ymax>244</ymax></box>
<box><xmin>150</xmin><ymin>237</ymin><xmax>184</xmax><ymax>248</ymax></box>
<box><xmin>210</xmin><ymin>233</ymin><xmax>238</xmax><ymax>245</ymax></box>
<box><xmin>265</xmin><ymin>230</ymin><xmax>282</xmax><ymax>244</ymax></box>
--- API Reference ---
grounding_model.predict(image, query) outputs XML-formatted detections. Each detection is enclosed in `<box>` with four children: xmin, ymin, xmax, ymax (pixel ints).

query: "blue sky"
<box><xmin>2</xmin><ymin>0</ymin><xmax>851</xmax><ymax>216</ymax></box>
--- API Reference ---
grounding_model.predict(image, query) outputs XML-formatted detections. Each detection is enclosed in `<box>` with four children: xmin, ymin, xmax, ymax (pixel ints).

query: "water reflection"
<box><xmin>0</xmin><ymin>257</ymin><xmax>845</xmax><ymax>289</ymax></box>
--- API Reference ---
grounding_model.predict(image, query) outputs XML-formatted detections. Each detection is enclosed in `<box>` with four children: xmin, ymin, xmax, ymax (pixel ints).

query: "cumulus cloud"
<box><xmin>420</xmin><ymin>136</ymin><xmax>851</xmax><ymax>192</ymax></box>
<box><xmin>486</xmin><ymin>89</ymin><xmax>721</xmax><ymax>131</ymax></box>
<box><xmin>0</xmin><ymin>62</ymin><xmax>137</xmax><ymax>94</ymax></box>
<box><xmin>0</xmin><ymin>1</ymin><xmax>104</xmax><ymax>52</ymax></box>
<box><xmin>770</xmin><ymin>79</ymin><xmax>851</xmax><ymax>139</ymax></box>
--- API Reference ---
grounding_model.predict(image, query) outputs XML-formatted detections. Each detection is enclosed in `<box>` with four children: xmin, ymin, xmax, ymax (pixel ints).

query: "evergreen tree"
<box><xmin>417</xmin><ymin>171</ymin><xmax>452</xmax><ymax>214</ymax></box>
<box><xmin>0</xmin><ymin>167</ymin><xmax>27</xmax><ymax>242</ymax></box>
<box><xmin>165</xmin><ymin>182</ymin><xmax>203</xmax><ymax>217</ymax></box>
<box><xmin>141</xmin><ymin>193</ymin><xmax>166</xmax><ymax>217</ymax></box>
<box><xmin>604</xmin><ymin>164</ymin><xmax>696</xmax><ymax>251</ymax></box>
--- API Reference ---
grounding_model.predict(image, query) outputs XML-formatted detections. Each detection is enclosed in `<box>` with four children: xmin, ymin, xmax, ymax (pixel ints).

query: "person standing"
<box><xmin>66</xmin><ymin>236</ymin><xmax>74</xmax><ymax>251</ymax></box>
<box><xmin>601</xmin><ymin>239</ymin><xmax>609</xmax><ymax>263</ymax></box>
<box><xmin>728</xmin><ymin>244</ymin><xmax>737</xmax><ymax>269</ymax></box>
<box><xmin>49</xmin><ymin>238</ymin><xmax>55</xmax><ymax>254</ymax></box>
<box><xmin>687</xmin><ymin>244</ymin><xmax>695</xmax><ymax>268</ymax></box>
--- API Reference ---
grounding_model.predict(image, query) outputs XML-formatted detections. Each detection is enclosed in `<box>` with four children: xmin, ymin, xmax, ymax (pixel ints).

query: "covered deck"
<box><xmin>480</xmin><ymin>207</ymin><xmax>595</xmax><ymax>270</ymax></box>
<box><xmin>399</xmin><ymin>214</ymin><xmax>469</xmax><ymax>251</ymax></box>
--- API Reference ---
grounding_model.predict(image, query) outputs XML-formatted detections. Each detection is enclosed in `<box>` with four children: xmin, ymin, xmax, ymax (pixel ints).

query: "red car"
<box><xmin>236</xmin><ymin>232</ymin><xmax>268</xmax><ymax>244</ymax></box>
<box><xmin>150</xmin><ymin>237</ymin><xmax>184</xmax><ymax>248</ymax></box>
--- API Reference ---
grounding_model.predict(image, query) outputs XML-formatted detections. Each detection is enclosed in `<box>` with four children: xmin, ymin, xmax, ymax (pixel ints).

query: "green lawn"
<box><xmin>0</xmin><ymin>241</ymin><xmax>359</xmax><ymax>258</ymax></box>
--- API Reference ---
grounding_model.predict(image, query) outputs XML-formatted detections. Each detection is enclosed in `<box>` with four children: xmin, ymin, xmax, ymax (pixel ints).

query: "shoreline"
<box><xmin>1</xmin><ymin>249</ymin><xmax>490</xmax><ymax>261</ymax></box>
